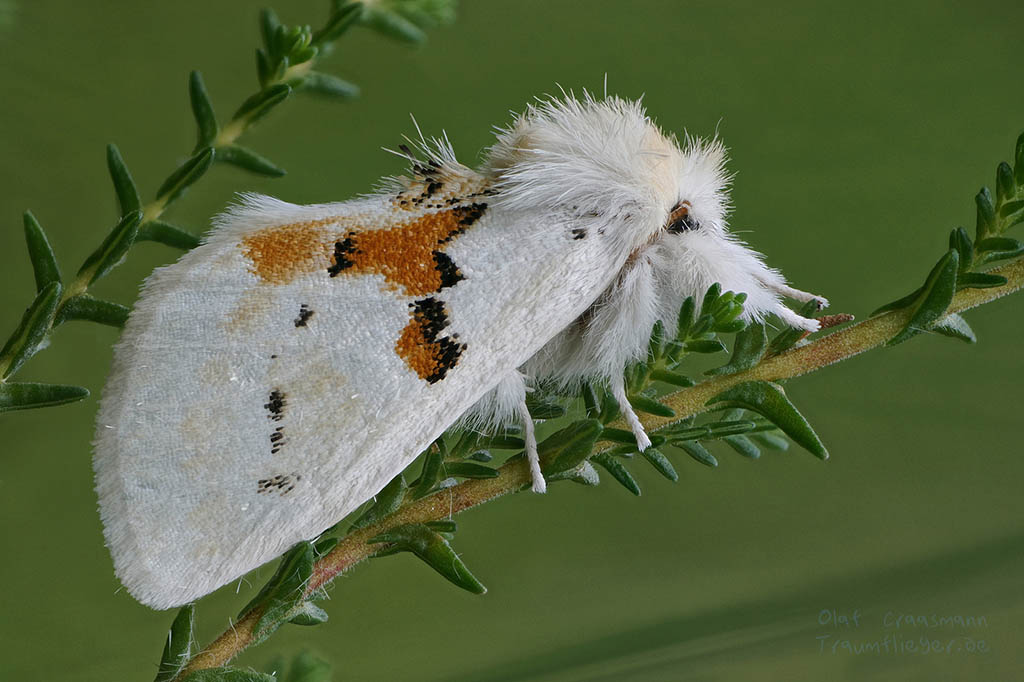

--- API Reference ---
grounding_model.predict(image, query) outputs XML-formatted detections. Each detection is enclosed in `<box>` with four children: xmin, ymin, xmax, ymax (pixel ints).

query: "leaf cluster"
<box><xmin>875</xmin><ymin>133</ymin><xmax>1024</xmax><ymax>344</ymax></box>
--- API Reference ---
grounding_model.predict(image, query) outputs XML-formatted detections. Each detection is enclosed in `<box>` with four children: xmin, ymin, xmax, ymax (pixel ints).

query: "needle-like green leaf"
<box><xmin>640</xmin><ymin>447</ymin><xmax>678</xmax><ymax>481</ymax></box>
<box><xmin>976</xmin><ymin>236</ymin><xmax>1024</xmax><ymax>263</ymax></box>
<box><xmin>931</xmin><ymin>313</ymin><xmax>977</xmax><ymax>343</ymax></box>
<box><xmin>0</xmin><ymin>281</ymin><xmax>61</xmax><ymax>379</ymax></box>
<box><xmin>1015</xmin><ymin>132</ymin><xmax>1024</xmax><ymax>185</ymax></box>
<box><xmin>591</xmin><ymin>452</ymin><xmax>641</xmax><ymax>495</ymax></box>
<box><xmin>948</xmin><ymin>227</ymin><xmax>973</xmax><ymax>271</ymax></box>
<box><xmin>313</xmin><ymin>2</ymin><xmax>364</xmax><ymax>46</ymax></box>
<box><xmin>218</xmin><ymin>145</ymin><xmax>286</xmax><ymax>177</ymax></box>
<box><xmin>287</xmin><ymin>602</ymin><xmax>329</xmax><ymax>626</ymax></box>
<box><xmin>650</xmin><ymin>368</ymin><xmax>695</xmax><ymax>387</ymax></box>
<box><xmin>707</xmin><ymin>380</ymin><xmax>828</xmax><ymax>459</ymax></box>
<box><xmin>136</xmin><ymin>220</ymin><xmax>201</xmax><ymax>250</ymax></box>
<box><xmin>55</xmin><ymin>295</ymin><xmax>130</xmax><ymax>328</ymax></box>
<box><xmin>369</xmin><ymin>523</ymin><xmax>486</xmax><ymax>594</ymax></box>
<box><xmin>0</xmin><ymin>382</ymin><xmax>89</xmax><ymax>412</ymax></box>
<box><xmin>568</xmin><ymin>461</ymin><xmax>601</xmax><ymax>486</ymax></box>
<box><xmin>887</xmin><ymin>249</ymin><xmax>959</xmax><ymax>346</ymax></box>
<box><xmin>351</xmin><ymin>473</ymin><xmax>406</xmax><ymax>529</ymax></box>
<box><xmin>300</xmin><ymin>71</ymin><xmax>360</xmax><ymax>99</ymax></box>
<box><xmin>723</xmin><ymin>434</ymin><xmax>761</xmax><ymax>459</ymax></box>
<box><xmin>704</xmin><ymin>420</ymin><xmax>758</xmax><ymax>438</ymax></box>
<box><xmin>995</xmin><ymin>161</ymin><xmax>1015</xmax><ymax>204</ymax></box>
<box><xmin>871</xmin><ymin>285</ymin><xmax>924</xmax><ymax>317</ymax></box>
<box><xmin>23</xmin><ymin>211</ymin><xmax>61</xmax><ymax>292</ymax></box>
<box><xmin>75</xmin><ymin>210</ymin><xmax>143</xmax><ymax>286</ymax></box>
<box><xmin>411</xmin><ymin>446</ymin><xmax>444</xmax><ymax>499</ymax></box>
<box><xmin>600</xmin><ymin>427</ymin><xmax>640</xmax><ymax>445</ymax></box>
<box><xmin>361</xmin><ymin>7</ymin><xmax>427</xmax><ymax>43</ymax></box>
<box><xmin>106</xmin><ymin>143</ymin><xmax>141</xmax><ymax>217</ymax></box>
<box><xmin>154</xmin><ymin>605</ymin><xmax>194</xmax><ymax>682</ymax></box>
<box><xmin>189</xmin><ymin>71</ymin><xmax>219</xmax><ymax>149</ymax></box>
<box><xmin>705</xmin><ymin>322</ymin><xmax>766</xmax><ymax>375</ymax></box>
<box><xmin>753</xmin><ymin>431</ymin><xmax>790</xmax><ymax>451</ymax></box>
<box><xmin>443</xmin><ymin>462</ymin><xmax>499</xmax><ymax>479</ymax></box>
<box><xmin>541</xmin><ymin>419</ymin><xmax>603</xmax><ymax>478</ymax></box>
<box><xmin>958</xmin><ymin>272</ymin><xmax>1008</xmax><ymax>289</ymax></box>
<box><xmin>242</xmin><ymin>542</ymin><xmax>316</xmax><ymax>646</ymax></box>
<box><xmin>683</xmin><ymin>339</ymin><xmax>726</xmax><ymax>354</ymax></box>
<box><xmin>260</xmin><ymin>8</ymin><xmax>282</xmax><ymax>53</ymax></box>
<box><xmin>676</xmin><ymin>295</ymin><xmax>695</xmax><ymax>339</ymax></box>
<box><xmin>182</xmin><ymin>668</ymin><xmax>276</xmax><ymax>682</ymax></box>
<box><xmin>156</xmin><ymin>148</ymin><xmax>215</xmax><ymax>206</ymax></box>
<box><xmin>233</xmin><ymin>85</ymin><xmax>291</xmax><ymax>125</ymax></box>
<box><xmin>627</xmin><ymin>394</ymin><xmax>675</xmax><ymax>418</ymax></box>
<box><xmin>676</xmin><ymin>442</ymin><xmax>718</xmax><ymax>468</ymax></box>
<box><xmin>700</xmin><ymin>282</ymin><xmax>722</xmax><ymax>314</ymax></box>
<box><xmin>975</xmin><ymin>187</ymin><xmax>996</xmax><ymax>240</ymax></box>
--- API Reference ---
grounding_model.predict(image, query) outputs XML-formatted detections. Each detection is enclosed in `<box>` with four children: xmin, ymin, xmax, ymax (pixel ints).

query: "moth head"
<box><xmin>647</xmin><ymin>137</ymin><xmax>796</xmax><ymax>325</ymax></box>
<box><xmin>659</xmin><ymin>134</ymin><xmax>732</xmax><ymax>240</ymax></box>
<box><xmin>484</xmin><ymin>92</ymin><xmax>726</xmax><ymax>251</ymax></box>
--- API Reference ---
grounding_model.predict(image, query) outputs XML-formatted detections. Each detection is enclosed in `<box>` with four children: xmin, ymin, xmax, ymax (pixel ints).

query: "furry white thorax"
<box><xmin>464</xmin><ymin>93</ymin><xmax>823</xmax><ymax>427</ymax></box>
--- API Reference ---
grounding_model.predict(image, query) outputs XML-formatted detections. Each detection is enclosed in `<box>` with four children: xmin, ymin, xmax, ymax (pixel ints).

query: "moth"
<box><xmin>95</xmin><ymin>94</ymin><xmax>826</xmax><ymax>609</ymax></box>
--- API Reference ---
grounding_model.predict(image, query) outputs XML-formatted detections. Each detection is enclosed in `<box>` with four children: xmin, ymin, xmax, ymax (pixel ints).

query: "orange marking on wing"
<box><xmin>241</xmin><ymin>218</ymin><xmax>338</xmax><ymax>284</ymax></box>
<box><xmin>240</xmin><ymin>204</ymin><xmax>484</xmax><ymax>294</ymax></box>
<box><xmin>395</xmin><ymin>314</ymin><xmax>439</xmax><ymax>381</ymax></box>
<box><xmin>394</xmin><ymin>298</ymin><xmax>465</xmax><ymax>383</ymax></box>
<box><xmin>337</xmin><ymin>209</ymin><xmax>468</xmax><ymax>295</ymax></box>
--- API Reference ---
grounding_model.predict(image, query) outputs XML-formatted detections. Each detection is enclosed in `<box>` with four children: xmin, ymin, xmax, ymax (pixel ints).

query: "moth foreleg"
<box><xmin>516</xmin><ymin>399</ymin><xmax>546</xmax><ymax>493</ymax></box>
<box><xmin>765</xmin><ymin>281</ymin><xmax>829</xmax><ymax>310</ymax></box>
<box><xmin>772</xmin><ymin>303</ymin><xmax>822</xmax><ymax>333</ymax></box>
<box><xmin>610</xmin><ymin>371</ymin><xmax>652</xmax><ymax>452</ymax></box>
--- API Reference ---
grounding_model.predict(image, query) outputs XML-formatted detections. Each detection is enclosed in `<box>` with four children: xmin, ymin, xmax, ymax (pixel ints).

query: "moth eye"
<box><xmin>666</xmin><ymin>201</ymin><xmax>698</xmax><ymax>233</ymax></box>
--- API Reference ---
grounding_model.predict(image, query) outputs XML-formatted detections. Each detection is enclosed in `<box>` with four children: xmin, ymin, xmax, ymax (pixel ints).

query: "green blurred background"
<box><xmin>2</xmin><ymin>1</ymin><xmax>1023</xmax><ymax>679</ymax></box>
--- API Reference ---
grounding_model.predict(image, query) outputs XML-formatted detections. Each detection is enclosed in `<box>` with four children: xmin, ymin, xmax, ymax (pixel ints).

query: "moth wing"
<box><xmin>95</xmin><ymin>191</ymin><xmax>619</xmax><ymax>608</ymax></box>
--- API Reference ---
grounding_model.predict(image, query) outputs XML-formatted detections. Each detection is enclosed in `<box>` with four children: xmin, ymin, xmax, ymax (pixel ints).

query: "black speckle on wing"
<box><xmin>264</xmin><ymin>389</ymin><xmax>286</xmax><ymax>422</ymax></box>
<box><xmin>294</xmin><ymin>304</ymin><xmax>314</xmax><ymax>327</ymax></box>
<box><xmin>257</xmin><ymin>472</ymin><xmax>302</xmax><ymax>496</ymax></box>
<box><xmin>432</xmin><ymin>250</ymin><xmax>464</xmax><ymax>290</ymax></box>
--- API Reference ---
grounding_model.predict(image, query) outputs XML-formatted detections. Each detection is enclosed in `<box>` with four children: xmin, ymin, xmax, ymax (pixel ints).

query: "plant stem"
<box><xmin>174</xmin><ymin>255</ymin><xmax>1024</xmax><ymax>678</ymax></box>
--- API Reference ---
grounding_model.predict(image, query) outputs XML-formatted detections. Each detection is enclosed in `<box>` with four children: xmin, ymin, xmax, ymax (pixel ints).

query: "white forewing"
<box><xmin>95</xmin><ymin>188</ymin><xmax>624</xmax><ymax>608</ymax></box>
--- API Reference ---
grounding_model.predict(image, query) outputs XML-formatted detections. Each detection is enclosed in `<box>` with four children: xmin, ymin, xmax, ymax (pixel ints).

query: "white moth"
<box><xmin>95</xmin><ymin>93</ymin><xmax>826</xmax><ymax>609</ymax></box>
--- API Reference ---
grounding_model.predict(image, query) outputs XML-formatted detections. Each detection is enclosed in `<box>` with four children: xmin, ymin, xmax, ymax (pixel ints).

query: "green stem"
<box><xmin>175</xmin><ymin>256</ymin><xmax>1024</xmax><ymax>677</ymax></box>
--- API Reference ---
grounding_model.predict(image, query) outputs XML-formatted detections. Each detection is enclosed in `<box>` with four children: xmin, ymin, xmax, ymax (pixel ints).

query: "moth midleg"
<box><xmin>610</xmin><ymin>371</ymin><xmax>652</xmax><ymax>451</ymax></box>
<box><xmin>516</xmin><ymin>399</ymin><xmax>546</xmax><ymax>493</ymax></box>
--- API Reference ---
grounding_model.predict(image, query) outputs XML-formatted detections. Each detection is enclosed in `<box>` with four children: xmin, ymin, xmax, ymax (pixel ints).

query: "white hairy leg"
<box><xmin>766</xmin><ymin>281</ymin><xmax>829</xmax><ymax>309</ymax></box>
<box><xmin>610</xmin><ymin>371</ymin><xmax>652</xmax><ymax>451</ymax></box>
<box><xmin>517</xmin><ymin>399</ymin><xmax>546</xmax><ymax>493</ymax></box>
<box><xmin>773</xmin><ymin>302</ymin><xmax>822</xmax><ymax>332</ymax></box>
